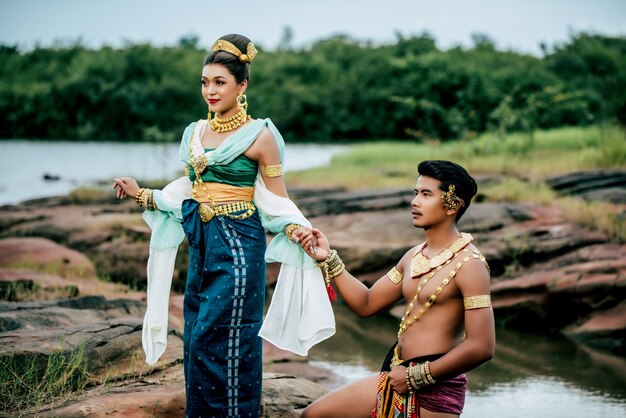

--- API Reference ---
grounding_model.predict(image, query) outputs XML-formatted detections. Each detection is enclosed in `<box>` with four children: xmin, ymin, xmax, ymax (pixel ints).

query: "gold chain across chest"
<box><xmin>188</xmin><ymin>122</ymin><xmax>256</xmax><ymax>222</ymax></box>
<box><xmin>398</xmin><ymin>244</ymin><xmax>488</xmax><ymax>337</ymax></box>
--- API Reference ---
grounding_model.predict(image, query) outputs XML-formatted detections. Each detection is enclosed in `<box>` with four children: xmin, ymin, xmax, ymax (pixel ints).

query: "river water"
<box><xmin>308</xmin><ymin>304</ymin><xmax>626</xmax><ymax>418</ymax></box>
<box><xmin>0</xmin><ymin>139</ymin><xmax>346</xmax><ymax>205</ymax></box>
<box><xmin>1</xmin><ymin>140</ymin><xmax>625</xmax><ymax>417</ymax></box>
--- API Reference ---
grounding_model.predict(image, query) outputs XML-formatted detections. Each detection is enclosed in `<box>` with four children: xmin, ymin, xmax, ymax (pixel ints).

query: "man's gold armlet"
<box><xmin>464</xmin><ymin>295</ymin><xmax>491</xmax><ymax>310</ymax></box>
<box><xmin>386</xmin><ymin>266</ymin><xmax>403</xmax><ymax>285</ymax></box>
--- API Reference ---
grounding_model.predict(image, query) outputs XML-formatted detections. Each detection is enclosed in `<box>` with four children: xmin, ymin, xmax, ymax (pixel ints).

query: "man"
<box><xmin>299</xmin><ymin>160</ymin><xmax>495</xmax><ymax>418</ymax></box>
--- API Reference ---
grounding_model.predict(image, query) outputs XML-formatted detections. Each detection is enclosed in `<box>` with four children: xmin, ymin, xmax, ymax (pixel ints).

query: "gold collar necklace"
<box><xmin>410</xmin><ymin>233</ymin><xmax>473</xmax><ymax>278</ymax></box>
<box><xmin>210</xmin><ymin>107</ymin><xmax>250</xmax><ymax>133</ymax></box>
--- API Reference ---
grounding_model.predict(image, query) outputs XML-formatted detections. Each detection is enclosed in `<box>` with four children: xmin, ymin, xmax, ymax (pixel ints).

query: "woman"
<box><xmin>113</xmin><ymin>34</ymin><xmax>335</xmax><ymax>417</ymax></box>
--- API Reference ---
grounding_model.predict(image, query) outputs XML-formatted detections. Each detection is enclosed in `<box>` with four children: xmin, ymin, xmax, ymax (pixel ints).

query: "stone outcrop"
<box><xmin>545</xmin><ymin>169</ymin><xmax>626</xmax><ymax>203</ymax></box>
<box><xmin>1</xmin><ymin>176</ymin><xmax>625</xmax><ymax>415</ymax></box>
<box><xmin>1</xmin><ymin>296</ymin><xmax>327</xmax><ymax>417</ymax></box>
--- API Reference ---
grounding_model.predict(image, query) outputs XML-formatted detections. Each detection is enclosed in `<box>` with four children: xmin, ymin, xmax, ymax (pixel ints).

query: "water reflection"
<box><xmin>308</xmin><ymin>303</ymin><xmax>626</xmax><ymax>417</ymax></box>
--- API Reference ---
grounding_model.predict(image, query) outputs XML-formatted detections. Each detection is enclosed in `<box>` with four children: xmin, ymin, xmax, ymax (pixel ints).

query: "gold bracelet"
<box><xmin>284</xmin><ymin>223</ymin><xmax>302</xmax><ymax>241</ymax></box>
<box><xmin>405</xmin><ymin>366</ymin><xmax>413</xmax><ymax>393</ymax></box>
<box><xmin>264</xmin><ymin>164</ymin><xmax>283</xmax><ymax>178</ymax></box>
<box><xmin>134</xmin><ymin>188</ymin><xmax>156</xmax><ymax>211</ymax></box>
<box><xmin>423</xmin><ymin>361</ymin><xmax>436</xmax><ymax>385</ymax></box>
<box><xmin>464</xmin><ymin>295</ymin><xmax>492</xmax><ymax>310</ymax></box>
<box><xmin>317</xmin><ymin>249</ymin><xmax>345</xmax><ymax>288</ymax></box>
<box><xmin>134</xmin><ymin>188</ymin><xmax>146</xmax><ymax>206</ymax></box>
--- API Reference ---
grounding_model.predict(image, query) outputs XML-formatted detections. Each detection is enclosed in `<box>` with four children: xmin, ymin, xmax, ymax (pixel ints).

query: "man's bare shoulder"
<box><xmin>455</xmin><ymin>244</ymin><xmax>490</xmax><ymax>293</ymax></box>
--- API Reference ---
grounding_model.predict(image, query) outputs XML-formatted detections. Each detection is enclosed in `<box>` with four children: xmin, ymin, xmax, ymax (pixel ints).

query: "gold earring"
<box><xmin>237</xmin><ymin>94</ymin><xmax>248</xmax><ymax>112</ymax></box>
<box><xmin>441</xmin><ymin>184</ymin><xmax>463</xmax><ymax>211</ymax></box>
<box><xmin>207</xmin><ymin>106</ymin><xmax>213</xmax><ymax>120</ymax></box>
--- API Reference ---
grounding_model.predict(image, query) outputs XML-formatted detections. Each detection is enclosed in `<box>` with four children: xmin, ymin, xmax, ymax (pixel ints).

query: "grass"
<box><xmin>286</xmin><ymin>125</ymin><xmax>626</xmax><ymax>189</ymax></box>
<box><xmin>286</xmin><ymin>125</ymin><xmax>626</xmax><ymax>241</ymax></box>
<box><xmin>481</xmin><ymin>178</ymin><xmax>626</xmax><ymax>241</ymax></box>
<box><xmin>0</xmin><ymin>343</ymin><xmax>90</xmax><ymax>414</ymax></box>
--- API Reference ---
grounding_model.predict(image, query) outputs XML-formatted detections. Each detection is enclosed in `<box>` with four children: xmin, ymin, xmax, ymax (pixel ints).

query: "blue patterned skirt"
<box><xmin>181</xmin><ymin>199</ymin><xmax>266</xmax><ymax>418</ymax></box>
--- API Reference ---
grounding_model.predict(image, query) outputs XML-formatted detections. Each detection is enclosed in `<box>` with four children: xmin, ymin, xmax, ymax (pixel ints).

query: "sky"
<box><xmin>0</xmin><ymin>0</ymin><xmax>625</xmax><ymax>55</ymax></box>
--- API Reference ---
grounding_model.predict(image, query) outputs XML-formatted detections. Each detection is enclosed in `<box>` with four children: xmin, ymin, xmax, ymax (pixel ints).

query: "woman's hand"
<box><xmin>388</xmin><ymin>366</ymin><xmax>410</xmax><ymax>395</ymax></box>
<box><xmin>298</xmin><ymin>228</ymin><xmax>330</xmax><ymax>262</ymax></box>
<box><xmin>291</xmin><ymin>226</ymin><xmax>317</xmax><ymax>252</ymax></box>
<box><xmin>112</xmin><ymin>177</ymin><xmax>140</xmax><ymax>200</ymax></box>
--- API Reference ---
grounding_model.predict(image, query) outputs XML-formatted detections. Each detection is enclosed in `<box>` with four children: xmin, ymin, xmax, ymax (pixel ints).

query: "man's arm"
<box><xmin>300</xmin><ymin>228</ymin><xmax>409</xmax><ymax>317</ymax></box>
<box><xmin>332</xmin><ymin>249</ymin><xmax>412</xmax><ymax>317</ymax></box>
<box><xmin>428</xmin><ymin>257</ymin><xmax>495</xmax><ymax>380</ymax></box>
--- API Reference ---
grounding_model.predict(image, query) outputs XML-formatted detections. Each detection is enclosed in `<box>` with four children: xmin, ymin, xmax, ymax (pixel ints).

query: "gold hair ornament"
<box><xmin>211</xmin><ymin>40</ymin><xmax>258</xmax><ymax>63</ymax></box>
<box><xmin>441</xmin><ymin>184</ymin><xmax>465</xmax><ymax>211</ymax></box>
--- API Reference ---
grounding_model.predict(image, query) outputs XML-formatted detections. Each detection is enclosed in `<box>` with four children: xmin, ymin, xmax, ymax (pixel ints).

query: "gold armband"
<box><xmin>386</xmin><ymin>266</ymin><xmax>403</xmax><ymax>285</ymax></box>
<box><xmin>464</xmin><ymin>295</ymin><xmax>491</xmax><ymax>310</ymax></box>
<box><xmin>284</xmin><ymin>223</ymin><xmax>302</xmax><ymax>241</ymax></box>
<box><xmin>264</xmin><ymin>164</ymin><xmax>283</xmax><ymax>178</ymax></box>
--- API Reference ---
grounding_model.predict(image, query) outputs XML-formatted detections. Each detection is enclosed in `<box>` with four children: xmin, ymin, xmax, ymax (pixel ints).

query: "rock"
<box><xmin>545</xmin><ymin>169</ymin><xmax>626</xmax><ymax>203</ymax></box>
<box><xmin>0</xmin><ymin>296</ymin><xmax>145</xmax><ymax>332</ymax></box>
<box><xmin>0</xmin><ymin>267</ymin><xmax>143</xmax><ymax>302</ymax></box>
<box><xmin>0</xmin><ymin>317</ymin><xmax>183</xmax><ymax>384</ymax></box>
<box><xmin>491</xmin><ymin>243</ymin><xmax>626</xmax><ymax>337</ymax></box>
<box><xmin>262</xmin><ymin>373</ymin><xmax>327</xmax><ymax>418</ymax></box>
<box><xmin>38</xmin><ymin>364</ymin><xmax>187</xmax><ymax>418</ymax></box>
<box><xmin>563</xmin><ymin>301</ymin><xmax>626</xmax><ymax>354</ymax></box>
<box><xmin>293</xmin><ymin>188</ymin><xmax>412</xmax><ymax>217</ymax></box>
<box><xmin>0</xmin><ymin>237</ymin><xmax>97</xmax><ymax>279</ymax></box>
<box><xmin>37</xmin><ymin>371</ymin><xmax>324</xmax><ymax>418</ymax></box>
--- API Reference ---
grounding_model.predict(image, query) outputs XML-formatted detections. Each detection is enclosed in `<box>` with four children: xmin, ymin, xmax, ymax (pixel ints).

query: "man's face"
<box><xmin>411</xmin><ymin>175</ymin><xmax>451</xmax><ymax>229</ymax></box>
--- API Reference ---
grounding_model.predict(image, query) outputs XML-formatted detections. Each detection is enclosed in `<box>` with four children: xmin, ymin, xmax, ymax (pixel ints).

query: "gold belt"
<box><xmin>197</xmin><ymin>200</ymin><xmax>256</xmax><ymax>222</ymax></box>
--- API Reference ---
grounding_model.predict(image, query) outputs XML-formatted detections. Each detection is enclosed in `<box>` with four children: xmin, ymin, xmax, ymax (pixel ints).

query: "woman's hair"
<box><xmin>203</xmin><ymin>34</ymin><xmax>252</xmax><ymax>83</ymax></box>
<box><xmin>417</xmin><ymin>160</ymin><xmax>478</xmax><ymax>222</ymax></box>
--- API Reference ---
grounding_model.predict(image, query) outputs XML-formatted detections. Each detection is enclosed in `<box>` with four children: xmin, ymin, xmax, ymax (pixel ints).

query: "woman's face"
<box><xmin>201</xmin><ymin>63</ymin><xmax>247</xmax><ymax>116</ymax></box>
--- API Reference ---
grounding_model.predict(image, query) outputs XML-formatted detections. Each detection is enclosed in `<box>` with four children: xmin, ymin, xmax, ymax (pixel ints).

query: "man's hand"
<box><xmin>388</xmin><ymin>366</ymin><xmax>410</xmax><ymax>395</ymax></box>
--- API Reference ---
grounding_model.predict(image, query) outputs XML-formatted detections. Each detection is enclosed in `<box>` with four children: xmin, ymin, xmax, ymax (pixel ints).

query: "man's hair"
<box><xmin>417</xmin><ymin>160</ymin><xmax>477</xmax><ymax>222</ymax></box>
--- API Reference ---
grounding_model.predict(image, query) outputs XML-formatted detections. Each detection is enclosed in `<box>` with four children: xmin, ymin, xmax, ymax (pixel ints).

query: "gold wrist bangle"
<box><xmin>134</xmin><ymin>188</ymin><xmax>155</xmax><ymax>210</ymax></box>
<box><xmin>284</xmin><ymin>223</ymin><xmax>302</xmax><ymax>241</ymax></box>
<box><xmin>134</xmin><ymin>188</ymin><xmax>147</xmax><ymax>207</ymax></box>
<box><xmin>317</xmin><ymin>249</ymin><xmax>345</xmax><ymax>287</ymax></box>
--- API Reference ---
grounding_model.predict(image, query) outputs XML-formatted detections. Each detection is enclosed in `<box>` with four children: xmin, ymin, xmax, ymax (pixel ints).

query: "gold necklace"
<box><xmin>210</xmin><ymin>107</ymin><xmax>250</xmax><ymax>133</ymax></box>
<box><xmin>398</xmin><ymin>247</ymin><xmax>485</xmax><ymax>337</ymax></box>
<box><xmin>410</xmin><ymin>233</ymin><xmax>473</xmax><ymax>278</ymax></box>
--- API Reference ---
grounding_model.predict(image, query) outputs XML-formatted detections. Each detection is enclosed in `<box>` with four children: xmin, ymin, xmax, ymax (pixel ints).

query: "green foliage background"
<box><xmin>1</xmin><ymin>33</ymin><xmax>624</xmax><ymax>142</ymax></box>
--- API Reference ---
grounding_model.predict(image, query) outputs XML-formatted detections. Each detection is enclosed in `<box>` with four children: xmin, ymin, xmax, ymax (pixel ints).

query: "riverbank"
<box><xmin>1</xmin><ymin>124</ymin><xmax>625</xmax><ymax>416</ymax></box>
<box><xmin>1</xmin><ymin>166</ymin><xmax>625</xmax><ymax>415</ymax></box>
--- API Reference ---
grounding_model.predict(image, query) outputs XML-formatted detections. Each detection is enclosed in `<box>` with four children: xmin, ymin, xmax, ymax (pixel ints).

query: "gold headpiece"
<box><xmin>211</xmin><ymin>39</ymin><xmax>258</xmax><ymax>63</ymax></box>
<box><xmin>441</xmin><ymin>184</ymin><xmax>465</xmax><ymax>211</ymax></box>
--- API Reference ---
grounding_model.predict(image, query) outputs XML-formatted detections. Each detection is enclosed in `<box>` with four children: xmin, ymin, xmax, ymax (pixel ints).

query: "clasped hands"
<box><xmin>290</xmin><ymin>227</ymin><xmax>330</xmax><ymax>262</ymax></box>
